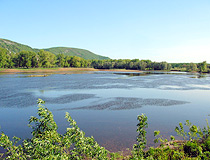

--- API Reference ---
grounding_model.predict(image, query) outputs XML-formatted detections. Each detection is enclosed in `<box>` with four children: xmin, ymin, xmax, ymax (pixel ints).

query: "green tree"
<box><xmin>160</xmin><ymin>61</ymin><xmax>168</xmax><ymax>70</ymax></box>
<box><xmin>139</xmin><ymin>60</ymin><xmax>147</xmax><ymax>70</ymax></box>
<box><xmin>0</xmin><ymin>47</ymin><xmax>8</xmax><ymax>68</ymax></box>
<box><xmin>167</xmin><ymin>63</ymin><xmax>172</xmax><ymax>70</ymax></box>
<box><xmin>38</xmin><ymin>50</ymin><xmax>56</xmax><ymax>68</ymax></box>
<box><xmin>56</xmin><ymin>54</ymin><xmax>65</xmax><ymax>67</ymax></box>
<box><xmin>64</xmin><ymin>55</ymin><xmax>71</xmax><ymax>67</ymax></box>
<box><xmin>198</xmin><ymin>61</ymin><xmax>207</xmax><ymax>73</ymax></box>
<box><xmin>6</xmin><ymin>52</ymin><xmax>16</xmax><ymax>68</ymax></box>
<box><xmin>16</xmin><ymin>51</ymin><xmax>34</xmax><ymax>68</ymax></box>
<box><xmin>30</xmin><ymin>52</ymin><xmax>39</xmax><ymax>68</ymax></box>
<box><xmin>186</xmin><ymin>63</ymin><xmax>197</xmax><ymax>72</ymax></box>
<box><xmin>70</xmin><ymin>56</ymin><xmax>81</xmax><ymax>67</ymax></box>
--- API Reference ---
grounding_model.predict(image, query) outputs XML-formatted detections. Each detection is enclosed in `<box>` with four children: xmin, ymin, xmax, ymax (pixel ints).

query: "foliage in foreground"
<box><xmin>0</xmin><ymin>99</ymin><xmax>210</xmax><ymax>159</ymax></box>
<box><xmin>0</xmin><ymin>99</ymin><xmax>109</xmax><ymax>159</ymax></box>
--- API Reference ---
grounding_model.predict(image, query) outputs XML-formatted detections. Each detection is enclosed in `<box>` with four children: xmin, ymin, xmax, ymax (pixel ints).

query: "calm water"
<box><xmin>0</xmin><ymin>71</ymin><xmax>210</xmax><ymax>152</ymax></box>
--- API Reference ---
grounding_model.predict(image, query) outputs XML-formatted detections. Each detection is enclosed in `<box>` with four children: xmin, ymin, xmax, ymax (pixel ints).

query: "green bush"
<box><xmin>202</xmin><ymin>136</ymin><xmax>210</xmax><ymax>152</ymax></box>
<box><xmin>183</xmin><ymin>141</ymin><xmax>202</xmax><ymax>157</ymax></box>
<box><xmin>0</xmin><ymin>99</ymin><xmax>109</xmax><ymax>159</ymax></box>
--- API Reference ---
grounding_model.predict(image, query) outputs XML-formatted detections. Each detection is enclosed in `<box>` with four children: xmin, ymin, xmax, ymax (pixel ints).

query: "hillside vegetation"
<box><xmin>44</xmin><ymin>47</ymin><xmax>109</xmax><ymax>60</ymax></box>
<box><xmin>0</xmin><ymin>38</ymin><xmax>109</xmax><ymax>60</ymax></box>
<box><xmin>0</xmin><ymin>38</ymin><xmax>39</xmax><ymax>53</ymax></box>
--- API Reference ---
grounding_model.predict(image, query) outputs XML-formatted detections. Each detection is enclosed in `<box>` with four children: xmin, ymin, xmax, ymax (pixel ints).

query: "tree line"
<box><xmin>0</xmin><ymin>47</ymin><xmax>91</xmax><ymax>68</ymax></box>
<box><xmin>171</xmin><ymin>61</ymin><xmax>209</xmax><ymax>73</ymax></box>
<box><xmin>0</xmin><ymin>47</ymin><xmax>209</xmax><ymax>72</ymax></box>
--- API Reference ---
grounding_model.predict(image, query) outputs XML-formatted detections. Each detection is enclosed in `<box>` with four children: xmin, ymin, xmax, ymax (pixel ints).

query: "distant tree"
<box><xmin>38</xmin><ymin>50</ymin><xmax>56</xmax><ymax>68</ymax></box>
<box><xmin>70</xmin><ymin>56</ymin><xmax>81</xmax><ymax>67</ymax></box>
<box><xmin>142</xmin><ymin>60</ymin><xmax>152</xmax><ymax>70</ymax></box>
<box><xmin>0</xmin><ymin>47</ymin><xmax>8</xmax><ymax>68</ymax></box>
<box><xmin>198</xmin><ymin>61</ymin><xmax>207</xmax><ymax>73</ymax></box>
<box><xmin>186</xmin><ymin>63</ymin><xmax>197</xmax><ymax>72</ymax></box>
<box><xmin>31</xmin><ymin>52</ymin><xmax>39</xmax><ymax>68</ymax></box>
<box><xmin>16</xmin><ymin>51</ymin><xmax>33</xmax><ymax>68</ymax></box>
<box><xmin>56</xmin><ymin>54</ymin><xmax>65</xmax><ymax>67</ymax></box>
<box><xmin>128</xmin><ymin>62</ymin><xmax>134</xmax><ymax>69</ymax></box>
<box><xmin>91</xmin><ymin>60</ymin><xmax>99</xmax><ymax>68</ymax></box>
<box><xmin>85</xmin><ymin>60</ymin><xmax>92</xmax><ymax>68</ymax></box>
<box><xmin>6</xmin><ymin>52</ymin><xmax>15</xmax><ymax>68</ymax></box>
<box><xmin>80</xmin><ymin>59</ymin><xmax>89</xmax><ymax>68</ymax></box>
<box><xmin>131</xmin><ymin>59</ymin><xmax>140</xmax><ymax>63</ymax></box>
<box><xmin>160</xmin><ymin>62</ymin><xmax>168</xmax><ymax>70</ymax></box>
<box><xmin>115</xmin><ymin>59</ymin><xmax>127</xmax><ymax>69</ymax></box>
<box><xmin>103</xmin><ymin>61</ymin><xmax>112</xmax><ymax>69</ymax></box>
<box><xmin>152</xmin><ymin>62</ymin><xmax>161</xmax><ymax>70</ymax></box>
<box><xmin>167</xmin><ymin>63</ymin><xmax>172</xmax><ymax>70</ymax></box>
<box><xmin>139</xmin><ymin>60</ymin><xmax>147</xmax><ymax>70</ymax></box>
<box><xmin>132</xmin><ymin>61</ymin><xmax>140</xmax><ymax>70</ymax></box>
<box><xmin>64</xmin><ymin>56</ymin><xmax>73</xmax><ymax>67</ymax></box>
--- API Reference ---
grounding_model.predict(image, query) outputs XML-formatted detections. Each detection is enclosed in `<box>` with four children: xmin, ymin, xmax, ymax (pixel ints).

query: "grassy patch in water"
<box><xmin>27</xmin><ymin>74</ymin><xmax>49</xmax><ymax>77</ymax></box>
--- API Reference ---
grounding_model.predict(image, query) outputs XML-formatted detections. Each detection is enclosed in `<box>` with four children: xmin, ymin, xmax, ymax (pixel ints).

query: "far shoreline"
<box><xmin>0</xmin><ymin>68</ymin><xmax>144</xmax><ymax>74</ymax></box>
<box><xmin>1</xmin><ymin>68</ymin><xmax>204</xmax><ymax>75</ymax></box>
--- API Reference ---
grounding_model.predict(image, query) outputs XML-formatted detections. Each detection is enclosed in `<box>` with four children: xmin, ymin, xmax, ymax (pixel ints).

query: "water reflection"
<box><xmin>189</xmin><ymin>74</ymin><xmax>209</xmax><ymax>79</ymax></box>
<box><xmin>114</xmin><ymin>71</ymin><xmax>203</xmax><ymax>78</ymax></box>
<box><xmin>114</xmin><ymin>72</ymin><xmax>148</xmax><ymax>77</ymax></box>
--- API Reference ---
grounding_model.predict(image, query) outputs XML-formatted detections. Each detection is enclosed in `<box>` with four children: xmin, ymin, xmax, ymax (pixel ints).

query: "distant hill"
<box><xmin>0</xmin><ymin>38</ymin><xmax>109</xmax><ymax>60</ymax></box>
<box><xmin>0</xmin><ymin>38</ymin><xmax>39</xmax><ymax>53</ymax></box>
<box><xmin>44</xmin><ymin>47</ymin><xmax>109</xmax><ymax>60</ymax></box>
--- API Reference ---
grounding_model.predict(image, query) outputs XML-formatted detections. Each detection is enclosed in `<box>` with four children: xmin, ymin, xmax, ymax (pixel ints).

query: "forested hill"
<box><xmin>0</xmin><ymin>38</ymin><xmax>39</xmax><ymax>53</ymax></box>
<box><xmin>44</xmin><ymin>47</ymin><xmax>109</xmax><ymax>60</ymax></box>
<box><xmin>0</xmin><ymin>38</ymin><xmax>109</xmax><ymax>60</ymax></box>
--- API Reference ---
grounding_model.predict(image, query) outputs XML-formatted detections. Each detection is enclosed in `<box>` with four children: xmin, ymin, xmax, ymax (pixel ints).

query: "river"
<box><xmin>0</xmin><ymin>71</ymin><xmax>210</xmax><ymax>152</ymax></box>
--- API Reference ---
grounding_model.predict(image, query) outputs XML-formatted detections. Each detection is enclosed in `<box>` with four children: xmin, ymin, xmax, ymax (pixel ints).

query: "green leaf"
<box><xmin>154</xmin><ymin>130</ymin><xmax>160</xmax><ymax>137</ymax></box>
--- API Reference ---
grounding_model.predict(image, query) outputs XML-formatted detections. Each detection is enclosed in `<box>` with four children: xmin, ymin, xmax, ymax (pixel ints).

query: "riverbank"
<box><xmin>0</xmin><ymin>68</ymin><xmax>143</xmax><ymax>74</ymax></box>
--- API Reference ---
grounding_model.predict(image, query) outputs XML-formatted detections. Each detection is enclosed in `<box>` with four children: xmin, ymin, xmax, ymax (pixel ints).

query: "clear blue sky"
<box><xmin>1</xmin><ymin>0</ymin><xmax>210</xmax><ymax>63</ymax></box>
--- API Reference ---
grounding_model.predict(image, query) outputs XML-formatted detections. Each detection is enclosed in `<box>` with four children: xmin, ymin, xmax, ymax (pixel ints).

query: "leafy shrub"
<box><xmin>183</xmin><ymin>141</ymin><xmax>202</xmax><ymax>157</ymax></box>
<box><xmin>0</xmin><ymin>99</ymin><xmax>109</xmax><ymax>159</ymax></box>
<box><xmin>202</xmin><ymin>136</ymin><xmax>210</xmax><ymax>152</ymax></box>
<box><xmin>132</xmin><ymin>113</ymin><xmax>148</xmax><ymax>159</ymax></box>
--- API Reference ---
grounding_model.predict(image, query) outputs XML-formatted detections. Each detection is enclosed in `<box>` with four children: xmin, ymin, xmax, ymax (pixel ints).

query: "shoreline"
<box><xmin>0</xmin><ymin>68</ymin><xmax>144</xmax><ymax>73</ymax></box>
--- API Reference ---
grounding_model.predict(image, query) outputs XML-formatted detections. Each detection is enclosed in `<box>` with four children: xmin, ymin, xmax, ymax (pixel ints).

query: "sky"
<box><xmin>1</xmin><ymin>0</ymin><xmax>210</xmax><ymax>63</ymax></box>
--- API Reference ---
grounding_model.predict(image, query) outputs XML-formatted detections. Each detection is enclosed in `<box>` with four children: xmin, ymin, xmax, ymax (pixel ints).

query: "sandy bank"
<box><xmin>0</xmin><ymin>68</ymin><xmax>143</xmax><ymax>74</ymax></box>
